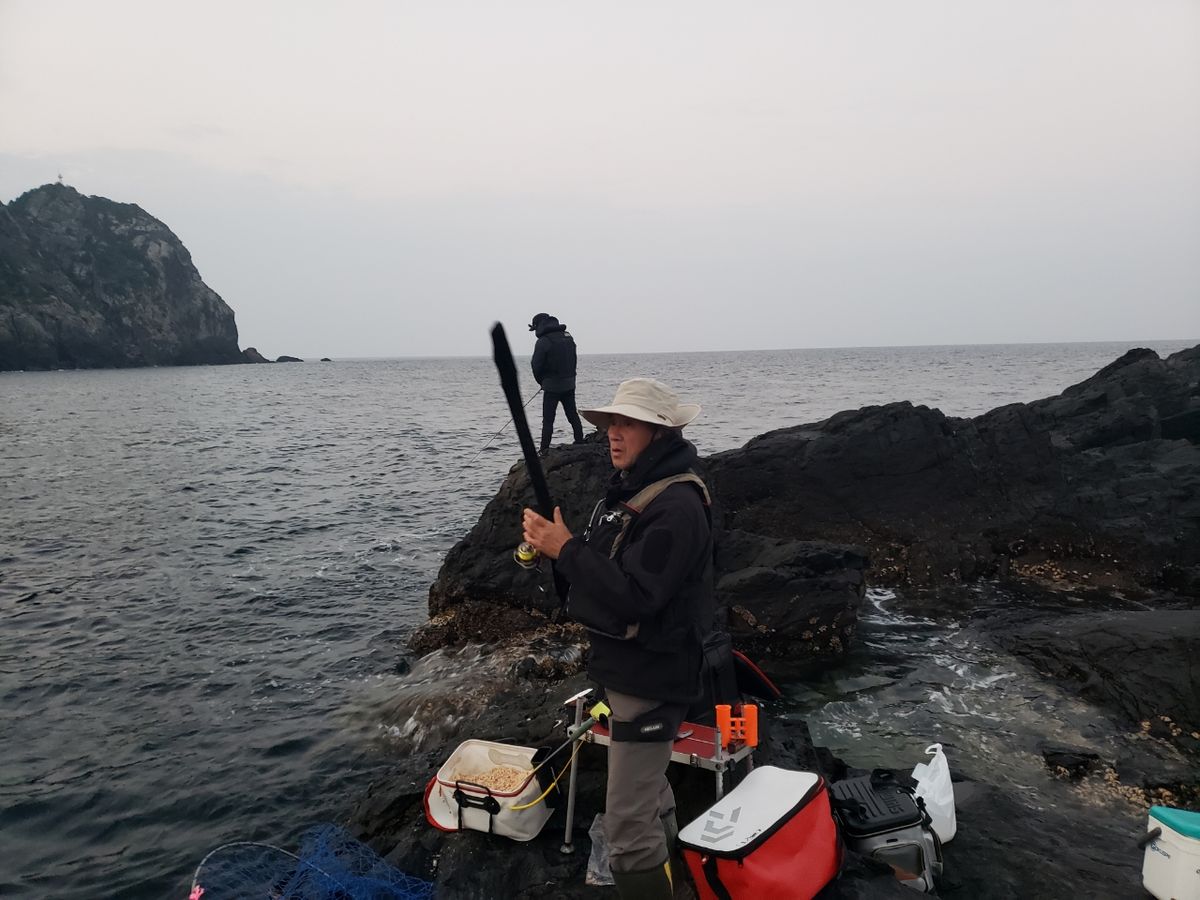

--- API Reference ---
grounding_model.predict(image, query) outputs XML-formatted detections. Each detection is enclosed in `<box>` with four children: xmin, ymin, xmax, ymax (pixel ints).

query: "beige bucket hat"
<box><xmin>580</xmin><ymin>378</ymin><xmax>701</xmax><ymax>430</ymax></box>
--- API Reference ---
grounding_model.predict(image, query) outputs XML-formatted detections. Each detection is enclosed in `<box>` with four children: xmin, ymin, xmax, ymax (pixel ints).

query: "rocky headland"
<box><xmin>0</xmin><ymin>183</ymin><xmax>245</xmax><ymax>371</ymax></box>
<box><xmin>349</xmin><ymin>345</ymin><xmax>1199</xmax><ymax>898</ymax></box>
<box><xmin>0</xmin><ymin>183</ymin><xmax>307</xmax><ymax>371</ymax></box>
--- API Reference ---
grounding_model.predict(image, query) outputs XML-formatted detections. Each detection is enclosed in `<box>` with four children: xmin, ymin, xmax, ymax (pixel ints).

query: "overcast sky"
<box><xmin>2</xmin><ymin>0</ymin><xmax>1197</xmax><ymax>358</ymax></box>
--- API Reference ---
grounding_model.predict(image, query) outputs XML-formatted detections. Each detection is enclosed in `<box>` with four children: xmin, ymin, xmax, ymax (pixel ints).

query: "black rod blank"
<box><xmin>491</xmin><ymin>322</ymin><xmax>554</xmax><ymax>517</ymax></box>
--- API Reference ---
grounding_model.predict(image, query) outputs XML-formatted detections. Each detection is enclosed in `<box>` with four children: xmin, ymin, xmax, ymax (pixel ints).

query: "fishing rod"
<box><xmin>491</xmin><ymin>322</ymin><xmax>554</xmax><ymax>518</ymax></box>
<box><xmin>490</xmin><ymin>322</ymin><xmax>569</xmax><ymax>603</ymax></box>
<box><xmin>464</xmin><ymin>387</ymin><xmax>542</xmax><ymax>468</ymax></box>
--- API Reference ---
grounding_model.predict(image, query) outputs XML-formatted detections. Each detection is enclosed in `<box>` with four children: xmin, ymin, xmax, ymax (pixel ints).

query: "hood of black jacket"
<box><xmin>535</xmin><ymin>317</ymin><xmax>566</xmax><ymax>337</ymax></box>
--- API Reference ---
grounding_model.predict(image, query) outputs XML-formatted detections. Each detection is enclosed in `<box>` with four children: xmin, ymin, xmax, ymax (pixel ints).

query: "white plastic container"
<box><xmin>1143</xmin><ymin>805</ymin><xmax>1200</xmax><ymax>900</ymax></box>
<box><xmin>423</xmin><ymin>739</ymin><xmax>553</xmax><ymax>841</ymax></box>
<box><xmin>911</xmin><ymin>743</ymin><xmax>956</xmax><ymax>843</ymax></box>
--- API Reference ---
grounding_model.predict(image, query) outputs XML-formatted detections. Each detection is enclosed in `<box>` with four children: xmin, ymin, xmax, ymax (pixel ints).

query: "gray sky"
<box><xmin>2</xmin><ymin>0</ymin><xmax>1198</xmax><ymax>358</ymax></box>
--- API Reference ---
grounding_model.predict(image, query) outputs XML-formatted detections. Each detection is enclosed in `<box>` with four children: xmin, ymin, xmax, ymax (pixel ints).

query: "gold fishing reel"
<box><xmin>513</xmin><ymin>541</ymin><xmax>541</xmax><ymax>569</ymax></box>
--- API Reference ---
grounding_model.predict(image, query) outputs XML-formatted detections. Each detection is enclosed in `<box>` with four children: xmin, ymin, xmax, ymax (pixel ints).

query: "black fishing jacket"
<box><xmin>530</xmin><ymin>317</ymin><xmax>578</xmax><ymax>393</ymax></box>
<box><xmin>556</xmin><ymin>435</ymin><xmax>714</xmax><ymax>704</ymax></box>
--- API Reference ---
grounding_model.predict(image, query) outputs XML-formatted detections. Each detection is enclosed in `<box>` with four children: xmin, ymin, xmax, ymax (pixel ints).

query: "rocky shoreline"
<box><xmin>347</xmin><ymin>345</ymin><xmax>1199</xmax><ymax>897</ymax></box>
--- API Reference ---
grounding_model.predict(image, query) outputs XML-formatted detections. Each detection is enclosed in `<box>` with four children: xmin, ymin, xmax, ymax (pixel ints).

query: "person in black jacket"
<box><xmin>522</xmin><ymin>377</ymin><xmax>711</xmax><ymax>900</ymax></box>
<box><xmin>529</xmin><ymin>312</ymin><xmax>585</xmax><ymax>451</ymax></box>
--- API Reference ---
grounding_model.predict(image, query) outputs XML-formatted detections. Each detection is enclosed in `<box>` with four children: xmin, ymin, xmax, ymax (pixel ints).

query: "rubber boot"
<box><xmin>611</xmin><ymin>860</ymin><xmax>674</xmax><ymax>900</ymax></box>
<box><xmin>661</xmin><ymin>811</ymin><xmax>695</xmax><ymax>899</ymax></box>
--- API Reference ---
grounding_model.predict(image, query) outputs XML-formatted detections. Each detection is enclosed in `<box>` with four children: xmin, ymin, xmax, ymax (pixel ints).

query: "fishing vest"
<box><xmin>584</xmin><ymin>473</ymin><xmax>712</xmax><ymax>557</ymax></box>
<box><xmin>576</xmin><ymin>473</ymin><xmax>711</xmax><ymax>640</ymax></box>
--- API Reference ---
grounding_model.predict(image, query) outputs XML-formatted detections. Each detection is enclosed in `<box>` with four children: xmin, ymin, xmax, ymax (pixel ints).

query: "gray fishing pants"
<box><xmin>604</xmin><ymin>689</ymin><xmax>676</xmax><ymax>874</ymax></box>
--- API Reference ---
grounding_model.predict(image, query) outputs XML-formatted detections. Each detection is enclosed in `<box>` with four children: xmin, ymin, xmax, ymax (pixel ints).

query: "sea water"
<box><xmin>0</xmin><ymin>340</ymin><xmax>1193</xmax><ymax>897</ymax></box>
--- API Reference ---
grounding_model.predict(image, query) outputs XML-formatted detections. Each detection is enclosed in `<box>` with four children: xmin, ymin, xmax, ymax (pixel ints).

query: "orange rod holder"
<box><xmin>714</xmin><ymin>704</ymin><xmax>759</xmax><ymax>749</ymax></box>
<box><xmin>743</xmin><ymin>704</ymin><xmax>758</xmax><ymax>748</ymax></box>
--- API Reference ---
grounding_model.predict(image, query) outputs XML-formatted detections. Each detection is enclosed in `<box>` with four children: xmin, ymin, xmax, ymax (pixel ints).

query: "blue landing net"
<box><xmin>190</xmin><ymin>823</ymin><xmax>434</xmax><ymax>899</ymax></box>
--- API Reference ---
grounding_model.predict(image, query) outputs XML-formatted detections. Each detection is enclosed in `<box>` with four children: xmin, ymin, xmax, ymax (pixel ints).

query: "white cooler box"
<box><xmin>1143</xmin><ymin>805</ymin><xmax>1200</xmax><ymax>900</ymax></box>
<box><xmin>423</xmin><ymin>739</ymin><xmax>555</xmax><ymax>842</ymax></box>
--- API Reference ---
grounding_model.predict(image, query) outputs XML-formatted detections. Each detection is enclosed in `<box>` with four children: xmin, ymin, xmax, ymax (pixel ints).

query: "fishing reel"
<box><xmin>513</xmin><ymin>541</ymin><xmax>542</xmax><ymax>569</ymax></box>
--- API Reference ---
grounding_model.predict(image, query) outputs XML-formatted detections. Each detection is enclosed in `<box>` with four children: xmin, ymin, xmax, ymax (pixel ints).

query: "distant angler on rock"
<box><xmin>0</xmin><ymin>183</ymin><xmax>248</xmax><ymax>371</ymax></box>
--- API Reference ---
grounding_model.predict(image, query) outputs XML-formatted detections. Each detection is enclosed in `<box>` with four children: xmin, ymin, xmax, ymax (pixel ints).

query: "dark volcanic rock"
<box><xmin>241</xmin><ymin>347</ymin><xmax>270</xmax><ymax>364</ymax></box>
<box><xmin>276</xmin><ymin>355</ymin><xmax>303</xmax><ymax>363</ymax></box>
<box><xmin>320</xmin><ymin>357</ymin><xmax>332</xmax><ymax>362</ymax></box>
<box><xmin>996</xmin><ymin>610</ymin><xmax>1200</xmax><ymax>749</ymax></box>
<box><xmin>706</xmin><ymin>345</ymin><xmax>1200</xmax><ymax>594</ymax></box>
<box><xmin>415</xmin><ymin>438</ymin><xmax>870</xmax><ymax>676</ymax></box>
<box><xmin>428</xmin><ymin>440</ymin><xmax>615</xmax><ymax>618</ymax></box>
<box><xmin>416</xmin><ymin>440</ymin><xmax>616</xmax><ymax>654</ymax></box>
<box><xmin>1040</xmin><ymin>744</ymin><xmax>1102</xmax><ymax>780</ymax></box>
<box><xmin>716</xmin><ymin>530</ymin><xmax>867</xmax><ymax>676</ymax></box>
<box><xmin>0</xmin><ymin>183</ymin><xmax>243</xmax><ymax>370</ymax></box>
<box><xmin>936</xmin><ymin>780</ymin><xmax>1142</xmax><ymax>898</ymax></box>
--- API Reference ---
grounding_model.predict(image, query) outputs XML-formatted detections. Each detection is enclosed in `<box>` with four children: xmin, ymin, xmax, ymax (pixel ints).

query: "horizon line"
<box><xmin>280</xmin><ymin>336</ymin><xmax>1199</xmax><ymax>362</ymax></box>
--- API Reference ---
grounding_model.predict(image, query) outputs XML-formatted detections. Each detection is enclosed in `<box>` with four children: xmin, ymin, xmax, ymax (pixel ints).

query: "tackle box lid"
<box><xmin>678</xmin><ymin>766</ymin><xmax>823</xmax><ymax>858</ymax></box>
<box><xmin>830</xmin><ymin>773</ymin><xmax>923</xmax><ymax>837</ymax></box>
<box><xmin>1150</xmin><ymin>805</ymin><xmax>1200</xmax><ymax>841</ymax></box>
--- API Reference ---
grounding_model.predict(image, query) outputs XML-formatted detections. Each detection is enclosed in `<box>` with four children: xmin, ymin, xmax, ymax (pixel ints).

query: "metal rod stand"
<box><xmin>560</xmin><ymin>695</ymin><xmax>585</xmax><ymax>854</ymax></box>
<box><xmin>714</xmin><ymin>726</ymin><xmax>725</xmax><ymax>799</ymax></box>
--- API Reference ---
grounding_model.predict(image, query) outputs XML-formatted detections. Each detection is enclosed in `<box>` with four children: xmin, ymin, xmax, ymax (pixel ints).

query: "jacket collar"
<box><xmin>606</xmin><ymin>433</ymin><xmax>698</xmax><ymax>503</ymax></box>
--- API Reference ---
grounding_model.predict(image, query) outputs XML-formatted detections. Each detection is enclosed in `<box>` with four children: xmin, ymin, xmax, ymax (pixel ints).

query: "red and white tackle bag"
<box><xmin>679</xmin><ymin>766</ymin><xmax>841</xmax><ymax>899</ymax></box>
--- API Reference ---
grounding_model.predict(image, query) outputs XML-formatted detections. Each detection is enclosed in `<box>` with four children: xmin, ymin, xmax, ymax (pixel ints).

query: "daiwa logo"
<box><xmin>700</xmin><ymin>806</ymin><xmax>742</xmax><ymax>843</ymax></box>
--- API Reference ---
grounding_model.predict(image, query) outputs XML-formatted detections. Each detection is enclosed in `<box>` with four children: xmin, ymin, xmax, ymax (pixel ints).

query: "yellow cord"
<box><xmin>508</xmin><ymin>700</ymin><xmax>608</xmax><ymax>811</ymax></box>
<box><xmin>509</xmin><ymin>740</ymin><xmax>583</xmax><ymax>811</ymax></box>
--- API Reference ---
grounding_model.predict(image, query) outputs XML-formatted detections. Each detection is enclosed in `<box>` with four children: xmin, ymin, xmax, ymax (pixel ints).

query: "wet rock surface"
<box><xmin>938</xmin><ymin>780</ymin><xmax>1143</xmax><ymax>898</ymax></box>
<box><xmin>716</xmin><ymin>531</ymin><xmax>867</xmax><ymax>677</ymax></box>
<box><xmin>1040</xmin><ymin>744</ymin><xmax>1102</xmax><ymax>780</ymax></box>
<box><xmin>995</xmin><ymin>610</ymin><xmax>1200</xmax><ymax>755</ymax></box>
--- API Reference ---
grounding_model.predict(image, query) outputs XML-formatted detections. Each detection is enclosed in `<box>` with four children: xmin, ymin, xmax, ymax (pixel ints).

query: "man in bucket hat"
<box><xmin>523</xmin><ymin>378</ymin><xmax>713</xmax><ymax>899</ymax></box>
<box><xmin>529</xmin><ymin>312</ymin><xmax>585</xmax><ymax>452</ymax></box>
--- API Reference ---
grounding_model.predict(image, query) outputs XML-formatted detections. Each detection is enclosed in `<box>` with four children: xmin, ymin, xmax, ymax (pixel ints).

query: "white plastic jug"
<box><xmin>912</xmin><ymin>743</ymin><xmax>956</xmax><ymax>843</ymax></box>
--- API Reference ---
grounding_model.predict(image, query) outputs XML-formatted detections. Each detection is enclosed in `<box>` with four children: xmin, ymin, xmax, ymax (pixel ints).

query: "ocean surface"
<box><xmin>1</xmin><ymin>340</ymin><xmax>1194</xmax><ymax>898</ymax></box>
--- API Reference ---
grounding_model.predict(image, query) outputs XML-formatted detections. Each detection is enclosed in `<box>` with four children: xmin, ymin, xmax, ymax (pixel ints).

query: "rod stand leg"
<box><xmin>560</xmin><ymin>696</ymin><xmax>585</xmax><ymax>854</ymax></box>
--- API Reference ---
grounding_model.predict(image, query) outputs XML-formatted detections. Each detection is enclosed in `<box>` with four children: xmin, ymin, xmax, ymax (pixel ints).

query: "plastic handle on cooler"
<box><xmin>1137</xmin><ymin>826</ymin><xmax>1163</xmax><ymax>849</ymax></box>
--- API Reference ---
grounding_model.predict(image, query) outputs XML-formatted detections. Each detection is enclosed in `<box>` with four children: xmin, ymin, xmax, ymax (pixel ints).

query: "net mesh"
<box><xmin>191</xmin><ymin>824</ymin><xmax>435</xmax><ymax>899</ymax></box>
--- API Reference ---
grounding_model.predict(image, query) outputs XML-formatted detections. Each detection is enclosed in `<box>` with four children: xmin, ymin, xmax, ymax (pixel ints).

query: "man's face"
<box><xmin>608</xmin><ymin>414</ymin><xmax>657</xmax><ymax>471</ymax></box>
